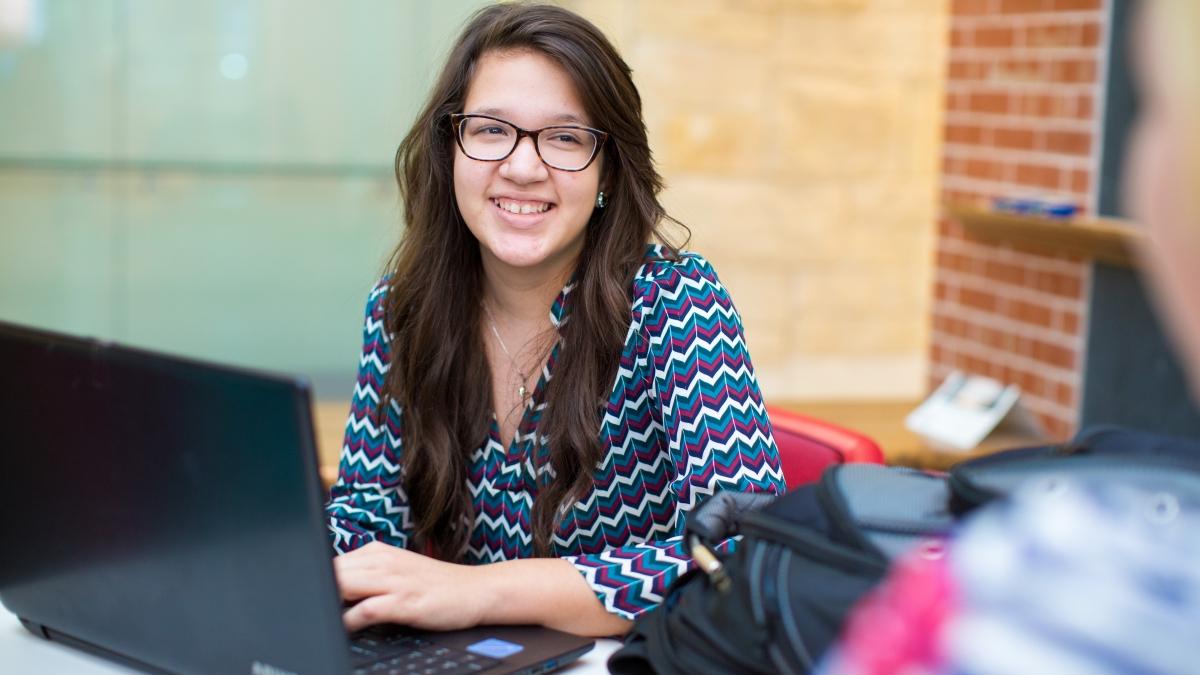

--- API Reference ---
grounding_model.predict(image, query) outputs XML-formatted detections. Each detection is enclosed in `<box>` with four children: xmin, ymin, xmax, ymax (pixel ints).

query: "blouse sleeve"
<box><xmin>325</xmin><ymin>281</ymin><xmax>413</xmax><ymax>554</ymax></box>
<box><xmin>564</xmin><ymin>254</ymin><xmax>785</xmax><ymax>620</ymax></box>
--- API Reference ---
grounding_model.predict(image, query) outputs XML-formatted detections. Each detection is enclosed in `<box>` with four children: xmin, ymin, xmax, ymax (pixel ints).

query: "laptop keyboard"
<box><xmin>349</xmin><ymin>627</ymin><xmax>501</xmax><ymax>675</ymax></box>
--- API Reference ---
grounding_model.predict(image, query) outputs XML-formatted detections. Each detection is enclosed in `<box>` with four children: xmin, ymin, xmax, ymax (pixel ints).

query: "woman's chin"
<box><xmin>474</xmin><ymin>222</ymin><xmax>585</xmax><ymax>276</ymax></box>
<box><xmin>484</xmin><ymin>240</ymin><xmax>553</xmax><ymax>271</ymax></box>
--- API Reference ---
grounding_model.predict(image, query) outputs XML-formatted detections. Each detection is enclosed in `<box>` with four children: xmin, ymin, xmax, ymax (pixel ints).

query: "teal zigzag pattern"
<box><xmin>326</xmin><ymin>247</ymin><xmax>784</xmax><ymax>620</ymax></box>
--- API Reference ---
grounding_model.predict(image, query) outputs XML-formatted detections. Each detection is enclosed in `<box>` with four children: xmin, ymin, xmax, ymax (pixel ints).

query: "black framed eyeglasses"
<box><xmin>449</xmin><ymin>113</ymin><xmax>608</xmax><ymax>172</ymax></box>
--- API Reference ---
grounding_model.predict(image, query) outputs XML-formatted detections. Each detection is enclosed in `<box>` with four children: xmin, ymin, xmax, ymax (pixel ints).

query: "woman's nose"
<box><xmin>499</xmin><ymin>135</ymin><xmax>549</xmax><ymax>183</ymax></box>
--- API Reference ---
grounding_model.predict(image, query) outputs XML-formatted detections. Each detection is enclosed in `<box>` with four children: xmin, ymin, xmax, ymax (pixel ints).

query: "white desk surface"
<box><xmin>2</xmin><ymin>609</ymin><xmax>619</xmax><ymax>674</ymax></box>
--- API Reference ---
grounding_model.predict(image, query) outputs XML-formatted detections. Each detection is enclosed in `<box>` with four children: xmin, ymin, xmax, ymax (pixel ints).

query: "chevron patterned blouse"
<box><xmin>326</xmin><ymin>246</ymin><xmax>785</xmax><ymax>620</ymax></box>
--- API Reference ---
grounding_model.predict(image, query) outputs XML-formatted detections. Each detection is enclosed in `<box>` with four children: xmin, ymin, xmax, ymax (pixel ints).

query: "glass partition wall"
<box><xmin>0</xmin><ymin>0</ymin><xmax>485</xmax><ymax>398</ymax></box>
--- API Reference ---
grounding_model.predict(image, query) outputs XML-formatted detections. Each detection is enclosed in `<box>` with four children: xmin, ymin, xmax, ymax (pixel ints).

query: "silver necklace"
<box><xmin>482</xmin><ymin>303</ymin><xmax>533</xmax><ymax>402</ymax></box>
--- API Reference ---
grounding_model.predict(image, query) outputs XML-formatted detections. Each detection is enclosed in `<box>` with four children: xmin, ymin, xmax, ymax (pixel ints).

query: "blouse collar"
<box><xmin>549</xmin><ymin>275</ymin><xmax>576</xmax><ymax>330</ymax></box>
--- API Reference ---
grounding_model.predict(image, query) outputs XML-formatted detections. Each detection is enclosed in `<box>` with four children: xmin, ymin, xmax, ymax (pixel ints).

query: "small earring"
<box><xmin>596</xmin><ymin>191</ymin><xmax>607</xmax><ymax>209</ymax></box>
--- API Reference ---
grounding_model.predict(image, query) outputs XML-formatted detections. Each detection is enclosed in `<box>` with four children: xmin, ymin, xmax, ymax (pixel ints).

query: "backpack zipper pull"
<box><xmin>689</xmin><ymin>536</ymin><xmax>731</xmax><ymax>594</ymax></box>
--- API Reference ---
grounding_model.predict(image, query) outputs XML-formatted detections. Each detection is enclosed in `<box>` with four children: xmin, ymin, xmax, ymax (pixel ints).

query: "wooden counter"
<box><xmin>314</xmin><ymin>400</ymin><xmax>351</xmax><ymax>488</ymax></box>
<box><xmin>772</xmin><ymin>399</ymin><xmax>1044</xmax><ymax>470</ymax></box>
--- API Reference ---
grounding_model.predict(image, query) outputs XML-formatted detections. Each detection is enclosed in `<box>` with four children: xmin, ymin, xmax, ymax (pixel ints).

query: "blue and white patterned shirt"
<box><xmin>326</xmin><ymin>247</ymin><xmax>784</xmax><ymax>619</ymax></box>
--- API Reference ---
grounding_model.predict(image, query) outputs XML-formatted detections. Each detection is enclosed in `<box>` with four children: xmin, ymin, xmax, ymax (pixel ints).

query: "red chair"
<box><xmin>767</xmin><ymin>406</ymin><xmax>885</xmax><ymax>490</ymax></box>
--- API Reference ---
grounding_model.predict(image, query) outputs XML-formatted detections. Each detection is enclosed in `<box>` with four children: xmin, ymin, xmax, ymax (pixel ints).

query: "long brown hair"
<box><xmin>382</xmin><ymin>3</ymin><xmax>683</xmax><ymax>558</ymax></box>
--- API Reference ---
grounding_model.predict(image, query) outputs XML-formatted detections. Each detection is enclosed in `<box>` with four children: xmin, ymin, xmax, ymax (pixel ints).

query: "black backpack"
<box><xmin>609</xmin><ymin>427</ymin><xmax>1200</xmax><ymax>675</ymax></box>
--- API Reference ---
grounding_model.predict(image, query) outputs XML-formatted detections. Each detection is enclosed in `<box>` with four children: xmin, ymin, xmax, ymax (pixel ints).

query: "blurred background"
<box><xmin>0</xmin><ymin>0</ymin><xmax>485</xmax><ymax>401</ymax></box>
<box><xmin>5</xmin><ymin>0</ymin><xmax>1191</xmax><ymax>472</ymax></box>
<box><xmin>0</xmin><ymin>0</ymin><xmax>944</xmax><ymax>397</ymax></box>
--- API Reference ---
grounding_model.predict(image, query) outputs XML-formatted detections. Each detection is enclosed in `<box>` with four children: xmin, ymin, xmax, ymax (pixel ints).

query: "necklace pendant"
<box><xmin>518</xmin><ymin>384</ymin><xmax>528</xmax><ymax>400</ymax></box>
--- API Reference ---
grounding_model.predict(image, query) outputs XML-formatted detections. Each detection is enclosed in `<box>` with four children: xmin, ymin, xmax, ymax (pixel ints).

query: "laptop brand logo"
<box><xmin>251</xmin><ymin>661</ymin><xmax>298</xmax><ymax>675</ymax></box>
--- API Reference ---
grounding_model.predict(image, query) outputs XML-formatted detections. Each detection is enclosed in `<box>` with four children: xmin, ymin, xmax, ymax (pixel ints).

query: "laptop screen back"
<box><xmin>0</xmin><ymin>322</ymin><xmax>351</xmax><ymax>674</ymax></box>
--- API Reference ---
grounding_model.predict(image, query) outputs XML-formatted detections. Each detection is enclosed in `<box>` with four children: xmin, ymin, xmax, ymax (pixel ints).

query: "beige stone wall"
<box><xmin>560</xmin><ymin>0</ymin><xmax>949</xmax><ymax>401</ymax></box>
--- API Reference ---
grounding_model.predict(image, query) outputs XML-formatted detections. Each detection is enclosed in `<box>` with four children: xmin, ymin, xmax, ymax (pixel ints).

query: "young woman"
<box><xmin>325</xmin><ymin>4</ymin><xmax>784</xmax><ymax>637</ymax></box>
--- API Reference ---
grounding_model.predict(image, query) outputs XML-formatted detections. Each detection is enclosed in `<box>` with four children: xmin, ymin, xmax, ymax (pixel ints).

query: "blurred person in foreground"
<box><xmin>822</xmin><ymin>3</ymin><xmax>1200</xmax><ymax>673</ymax></box>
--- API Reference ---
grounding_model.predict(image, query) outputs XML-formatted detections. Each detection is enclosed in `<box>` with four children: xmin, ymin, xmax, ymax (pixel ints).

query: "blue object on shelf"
<box><xmin>1041</xmin><ymin>202</ymin><xmax>1079</xmax><ymax>218</ymax></box>
<box><xmin>991</xmin><ymin>196</ymin><xmax>1078</xmax><ymax>219</ymax></box>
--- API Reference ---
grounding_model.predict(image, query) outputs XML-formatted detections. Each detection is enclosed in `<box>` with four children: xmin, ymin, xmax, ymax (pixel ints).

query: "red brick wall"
<box><xmin>931</xmin><ymin>0</ymin><xmax>1109</xmax><ymax>440</ymax></box>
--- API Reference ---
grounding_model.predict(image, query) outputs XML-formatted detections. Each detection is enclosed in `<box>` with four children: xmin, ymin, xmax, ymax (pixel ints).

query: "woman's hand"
<box><xmin>334</xmin><ymin>541</ymin><xmax>491</xmax><ymax>632</ymax></box>
<box><xmin>334</xmin><ymin>541</ymin><xmax>632</xmax><ymax>637</ymax></box>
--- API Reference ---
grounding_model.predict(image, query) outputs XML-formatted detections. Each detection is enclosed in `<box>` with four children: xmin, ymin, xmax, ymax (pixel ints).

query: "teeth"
<box><xmin>495</xmin><ymin>199</ymin><xmax>550</xmax><ymax>215</ymax></box>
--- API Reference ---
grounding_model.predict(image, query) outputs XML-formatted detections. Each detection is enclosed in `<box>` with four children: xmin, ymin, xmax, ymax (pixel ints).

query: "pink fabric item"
<box><xmin>825</xmin><ymin>540</ymin><xmax>958</xmax><ymax>674</ymax></box>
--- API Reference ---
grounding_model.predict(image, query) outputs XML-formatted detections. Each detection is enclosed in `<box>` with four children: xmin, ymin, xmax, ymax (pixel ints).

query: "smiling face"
<box><xmin>453</xmin><ymin>49</ymin><xmax>603</xmax><ymax>280</ymax></box>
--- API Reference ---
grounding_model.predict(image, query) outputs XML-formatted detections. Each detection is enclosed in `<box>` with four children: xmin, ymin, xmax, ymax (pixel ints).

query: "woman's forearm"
<box><xmin>472</xmin><ymin>558</ymin><xmax>632</xmax><ymax>637</ymax></box>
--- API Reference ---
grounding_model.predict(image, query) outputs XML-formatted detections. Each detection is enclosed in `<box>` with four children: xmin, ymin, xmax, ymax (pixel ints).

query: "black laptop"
<box><xmin>0</xmin><ymin>321</ymin><xmax>594</xmax><ymax>675</ymax></box>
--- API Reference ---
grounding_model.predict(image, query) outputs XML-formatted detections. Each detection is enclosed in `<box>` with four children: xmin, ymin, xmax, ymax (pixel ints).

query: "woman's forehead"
<box><xmin>463</xmin><ymin>50</ymin><xmax>591</xmax><ymax>127</ymax></box>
